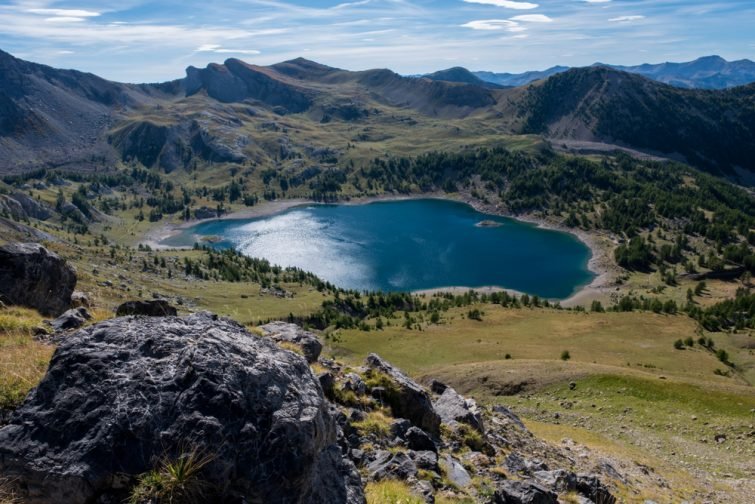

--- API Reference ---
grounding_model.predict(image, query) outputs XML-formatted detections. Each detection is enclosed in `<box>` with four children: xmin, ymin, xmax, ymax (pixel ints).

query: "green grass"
<box><xmin>509</xmin><ymin>374</ymin><xmax>755</xmax><ymax>481</ymax></box>
<box><xmin>330</xmin><ymin>306</ymin><xmax>745</xmax><ymax>386</ymax></box>
<box><xmin>351</xmin><ymin>410</ymin><xmax>393</xmax><ymax>439</ymax></box>
<box><xmin>365</xmin><ymin>480</ymin><xmax>424</xmax><ymax>504</ymax></box>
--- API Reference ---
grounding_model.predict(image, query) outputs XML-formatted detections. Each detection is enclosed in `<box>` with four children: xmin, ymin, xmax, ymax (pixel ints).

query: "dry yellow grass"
<box><xmin>0</xmin><ymin>306</ymin><xmax>53</xmax><ymax>409</ymax></box>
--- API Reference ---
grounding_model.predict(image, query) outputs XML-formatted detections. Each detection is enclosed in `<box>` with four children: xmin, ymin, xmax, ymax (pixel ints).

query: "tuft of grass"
<box><xmin>309</xmin><ymin>362</ymin><xmax>328</xmax><ymax>375</ymax></box>
<box><xmin>458</xmin><ymin>425</ymin><xmax>486</xmax><ymax>452</ymax></box>
<box><xmin>0</xmin><ymin>477</ymin><xmax>21</xmax><ymax>504</ymax></box>
<box><xmin>128</xmin><ymin>449</ymin><xmax>215</xmax><ymax>504</ymax></box>
<box><xmin>352</xmin><ymin>410</ymin><xmax>393</xmax><ymax>439</ymax></box>
<box><xmin>0</xmin><ymin>306</ymin><xmax>53</xmax><ymax>410</ymax></box>
<box><xmin>365</xmin><ymin>480</ymin><xmax>424</xmax><ymax>504</ymax></box>
<box><xmin>277</xmin><ymin>340</ymin><xmax>305</xmax><ymax>357</ymax></box>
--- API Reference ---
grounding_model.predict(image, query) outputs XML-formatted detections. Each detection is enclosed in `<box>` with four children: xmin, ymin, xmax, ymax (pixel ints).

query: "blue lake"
<box><xmin>161</xmin><ymin>199</ymin><xmax>594</xmax><ymax>299</ymax></box>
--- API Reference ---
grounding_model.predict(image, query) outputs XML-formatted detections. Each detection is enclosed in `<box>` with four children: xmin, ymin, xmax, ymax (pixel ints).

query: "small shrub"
<box><xmin>716</xmin><ymin>349</ymin><xmax>731</xmax><ymax>366</ymax></box>
<box><xmin>673</xmin><ymin>339</ymin><xmax>684</xmax><ymax>350</ymax></box>
<box><xmin>560</xmin><ymin>350</ymin><xmax>571</xmax><ymax>361</ymax></box>
<box><xmin>683</xmin><ymin>337</ymin><xmax>694</xmax><ymax>347</ymax></box>
<box><xmin>504</xmin><ymin>353</ymin><xmax>512</xmax><ymax>360</ymax></box>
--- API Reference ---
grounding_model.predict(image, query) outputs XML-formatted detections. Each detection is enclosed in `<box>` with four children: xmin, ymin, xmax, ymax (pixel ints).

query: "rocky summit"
<box><xmin>0</xmin><ymin>312</ymin><xmax>364</xmax><ymax>504</ymax></box>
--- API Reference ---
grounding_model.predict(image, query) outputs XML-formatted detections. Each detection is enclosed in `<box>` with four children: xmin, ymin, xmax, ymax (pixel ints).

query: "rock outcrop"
<box><xmin>0</xmin><ymin>242</ymin><xmax>76</xmax><ymax>316</ymax></box>
<box><xmin>49</xmin><ymin>307</ymin><xmax>91</xmax><ymax>332</ymax></box>
<box><xmin>493</xmin><ymin>480</ymin><xmax>559</xmax><ymax>504</ymax></box>
<box><xmin>365</xmin><ymin>353</ymin><xmax>441</xmax><ymax>436</ymax></box>
<box><xmin>433</xmin><ymin>383</ymin><xmax>485</xmax><ymax>433</ymax></box>
<box><xmin>0</xmin><ymin>312</ymin><xmax>364</xmax><ymax>504</ymax></box>
<box><xmin>115</xmin><ymin>299</ymin><xmax>177</xmax><ymax>317</ymax></box>
<box><xmin>258</xmin><ymin>321</ymin><xmax>323</xmax><ymax>363</ymax></box>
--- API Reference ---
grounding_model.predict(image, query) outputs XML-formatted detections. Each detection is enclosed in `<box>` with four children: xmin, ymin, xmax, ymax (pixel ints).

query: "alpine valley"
<box><xmin>0</xmin><ymin>47</ymin><xmax>753</xmax><ymax>504</ymax></box>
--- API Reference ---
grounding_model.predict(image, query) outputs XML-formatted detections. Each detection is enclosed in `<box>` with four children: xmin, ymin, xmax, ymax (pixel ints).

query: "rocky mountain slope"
<box><xmin>0</xmin><ymin>49</ymin><xmax>167</xmax><ymax>174</ymax></box>
<box><xmin>519</xmin><ymin>67</ymin><xmax>755</xmax><ymax>175</ymax></box>
<box><xmin>1</xmin><ymin>50</ymin><xmax>754</xmax><ymax>178</ymax></box>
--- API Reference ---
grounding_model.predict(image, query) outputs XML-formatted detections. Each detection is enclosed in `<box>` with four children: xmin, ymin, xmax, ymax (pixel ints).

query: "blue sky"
<box><xmin>0</xmin><ymin>0</ymin><xmax>753</xmax><ymax>82</ymax></box>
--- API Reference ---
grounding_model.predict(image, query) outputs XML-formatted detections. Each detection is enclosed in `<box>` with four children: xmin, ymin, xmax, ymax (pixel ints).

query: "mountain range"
<box><xmin>465</xmin><ymin>56</ymin><xmax>755</xmax><ymax>90</ymax></box>
<box><xmin>0</xmin><ymin>49</ymin><xmax>753</xmax><ymax>180</ymax></box>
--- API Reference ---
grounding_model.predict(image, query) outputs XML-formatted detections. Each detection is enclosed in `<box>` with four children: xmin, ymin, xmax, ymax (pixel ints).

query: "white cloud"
<box><xmin>609</xmin><ymin>15</ymin><xmax>645</xmax><ymax>23</ymax></box>
<box><xmin>510</xmin><ymin>14</ymin><xmax>553</xmax><ymax>23</ymax></box>
<box><xmin>27</xmin><ymin>8</ymin><xmax>100</xmax><ymax>17</ymax></box>
<box><xmin>196</xmin><ymin>44</ymin><xmax>261</xmax><ymax>55</ymax></box>
<box><xmin>461</xmin><ymin>19</ymin><xmax>522</xmax><ymax>31</ymax></box>
<box><xmin>45</xmin><ymin>17</ymin><xmax>87</xmax><ymax>23</ymax></box>
<box><xmin>583</xmin><ymin>0</ymin><xmax>611</xmax><ymax>3</ymax></box>
<box><xmin>462</xmin><ymin>0</ymin><xmax>538</xmax><ymax>10</ymax></box>
<box><xmin>332</xmin><ymin>0</ymin><xmax>371</xmax><ymax>9</ymax></box>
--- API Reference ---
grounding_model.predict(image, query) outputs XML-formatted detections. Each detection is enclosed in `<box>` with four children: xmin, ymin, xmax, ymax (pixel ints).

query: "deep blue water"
<box><xmin>161</xmin><ymin>199</ymin><xmax>594</xmax><ymax>299</ymax></box>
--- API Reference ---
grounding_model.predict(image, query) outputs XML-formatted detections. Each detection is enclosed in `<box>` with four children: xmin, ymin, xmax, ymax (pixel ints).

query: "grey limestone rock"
<box><xmin>433</xmin><ymin>385</ymin><xmax>485</xmax><ymax>433</ymax></box>
<box><xmin>366</xmin><ymin>353</ymin><xmax>441</xmax><ymax>436</ymax></box>
<box><xmin>0</xmin><ymin>312</ymin><xmax>364</xmax><ymax>504</ymax></box>
<box><xmin>259</xmin><ymin>321</ymin><xmax>323</xmax><ymax>363</ymax></box>
<box><xmin>0</xmin><ymin>242</ymin><xmax>76</xmax><ymax>316</ymax></box>
<box><xmin>114</xmin><ymin>299</ymin><xmax>178</xmax><ymax>317</ymax></box>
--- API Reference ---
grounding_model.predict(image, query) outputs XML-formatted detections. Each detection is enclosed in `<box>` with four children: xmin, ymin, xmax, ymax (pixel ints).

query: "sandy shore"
<box><xmin>142</xmin><ymin>199</ymin><xmax>312</xmax><ymax>250</ymax></box>
<box><xmin>142</xmin><ymin>193</ymin><xmax>618</xmax><ymax>305</ymax></box>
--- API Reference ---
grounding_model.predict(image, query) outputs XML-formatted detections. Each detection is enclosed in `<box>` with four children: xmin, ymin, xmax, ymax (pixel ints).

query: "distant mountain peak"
<box><xmin>271</xmin><ymin>57</ymin><xmax>342</xmax><ymax>80</ymax></box>
<box><xmin>695</xmin><ymin>55</ymin><xmax>726</xmax><ymax>62</ymax></box>
<box><xmin>473</xmin><ymin>55</ymin><xmax>755</xmax><ymax>90</ymax></box>
<box><xmin>424</xmin><ymin>66</ymin><xmax>504</xmax><ymax>89</ymax></box>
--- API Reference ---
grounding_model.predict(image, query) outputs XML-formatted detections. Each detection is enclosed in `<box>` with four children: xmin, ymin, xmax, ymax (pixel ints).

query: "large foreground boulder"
<box><xmin>0</xmin><ymin>312</ymin><xmax>364</xmax><ymax>504</ymax></box>
<box><xmin>0</xmin><ymin>243</ymin><xmax>76</xmax><ymax>316</ymax></box>
<box><xmin>366</xmin><ymin>353</ymin><xmax>441</xmax><ymax>436</ymax></box>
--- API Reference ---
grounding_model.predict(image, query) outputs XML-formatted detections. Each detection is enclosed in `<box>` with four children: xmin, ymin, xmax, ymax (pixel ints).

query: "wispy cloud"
<box><xmin>462</xmin><ymin>0</ymin><xmax>538</xmax><ymax>10</ymax></box>
<box><xmin>27</xmin><ymin>8</ymin><xmax>101</xmax><ymax>18</ymax></box>
<box><xmin>461</xmin><ymin>19</ymin><xmax>524</xmax><ymax>31</ymax></box>
<box><xmin>609</xmin><ymin>15</ymin><xmax>645</xmax><ymax>23</ymax></box>
<box><xmin>510</xmin><ymin>14</ymin><xmax>553</xmax><ymax>23</ymax></box>
<box><xmin>196</xmin><ymin>44</ymin><xmax>261</xmax><ymax>55</ymax></box>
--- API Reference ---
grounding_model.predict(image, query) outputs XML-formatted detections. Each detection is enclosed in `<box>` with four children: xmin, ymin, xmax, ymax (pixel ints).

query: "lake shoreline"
<box><xmin>142</xmin><ymin>193</ymin><xmax>618</xmax><ymax>305</ymax></box>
